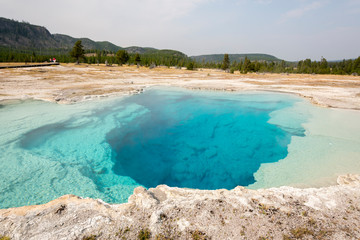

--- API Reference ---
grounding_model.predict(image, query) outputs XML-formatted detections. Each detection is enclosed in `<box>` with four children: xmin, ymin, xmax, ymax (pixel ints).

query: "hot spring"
<box><xmin>1</xmin><ymin>87</ymin><xmax>360</xmax><ymax>209</ymax></box>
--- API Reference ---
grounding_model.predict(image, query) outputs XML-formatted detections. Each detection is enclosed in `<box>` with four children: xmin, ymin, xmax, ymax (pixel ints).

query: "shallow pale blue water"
<box><xmin>0</xmin><ymin>88</ymin><xmax>306</xmax><ymax>208</ymax></box>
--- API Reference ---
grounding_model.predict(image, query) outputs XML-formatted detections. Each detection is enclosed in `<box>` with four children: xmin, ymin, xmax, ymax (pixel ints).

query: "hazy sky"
<box><xmin>1</xmin><ymin>0</ymin><xmax>359</xmax><ymax>61</ymax></box>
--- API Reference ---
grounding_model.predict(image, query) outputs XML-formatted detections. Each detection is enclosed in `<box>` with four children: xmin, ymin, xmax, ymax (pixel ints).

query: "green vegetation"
<box><xmin>191</xmin><ymin>54</ymin><xmax>360</xmax><ymax>75</ymax></box>
<box><xmin>0</xmin><ymin>17</ymin><xmax>122</xmax><ymax>52</ymax></box>
<box><xmin>70</xmin><ymin>40</ymin><xmax>85</xmax><ymax>64</ymax></box>
<box><xmin>289</xmin><ymin>227</ymin><xmax>314</xmax><ymax>239</ymax></box>
<box><xmin>82</xmin><ymin>235</ymin><xmax>97</xmax><ymax>240</ymax></box>
<box><xmin>53</xmin><ymin>34</ymin><xmax>122</xmax><ymax>52</ymax></box>
<box><xmin>222</xmin><ymin>53</ymin><xmax>230</xmax><ymax>70</ymax></box>
<box><xmin>187</xmin><ymin>61</ymin><xmax>195</xmax><ymax>70</ymax></box>
<box><xmin>116</xmin><ymin>50</ymin><xmax>130</xmax><ymax>65</ymax></box>
<box><xmin>0</xmin><ymin>236</ymin><xmax>11</xmax><ymax>240</ymax></box>
<box><xmin>137</xmin><ymin>228</ymin><xmax>151</xmax><ymax>240</ymax></box>
<box><xmin>0</xmin><ymin>17</ymin><xmax>188</xmax><ymax>67</ymax></box>
<box><xmin>135</xmin><ymin>53</ymin><xmax>141</xmax><ymax>65</ymax></box>
<box><xmin>192</xmin><ymin>53</ymin><xmax>281</xmax><ymax>63</ymax></box>
<box><xmin>116</xmin><ymin>226</ymin><xmax>131</xmax><ymax>239</ymax></box>
<box><xmin>190</xmin><ymin>230</ymin><xmax>208</xmax><ymax>240</ymax></box>
<box><xmin>138</xmin><ymin>49</ymin><xmax>187</xmax><ymax>67</ymax></box>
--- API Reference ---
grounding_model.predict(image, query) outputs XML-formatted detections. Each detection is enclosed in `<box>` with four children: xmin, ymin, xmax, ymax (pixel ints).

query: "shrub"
<box><xmin>138</xmin><ymin>228</ymin><xmax>151</xmax><ymax>240</ymax></box>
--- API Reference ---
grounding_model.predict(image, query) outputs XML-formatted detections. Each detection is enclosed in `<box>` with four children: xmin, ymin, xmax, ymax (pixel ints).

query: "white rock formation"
<box><xmin>1</xmin><ymin>174</ymin><xmax>360</xmax><ymax>239</ymax></box>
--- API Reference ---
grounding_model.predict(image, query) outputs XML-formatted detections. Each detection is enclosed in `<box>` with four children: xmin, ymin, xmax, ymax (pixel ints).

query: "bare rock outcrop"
<box><xmin>1</xmin><ymin>175</ymin><xmax>360</xmax><ymax>240</ymax></box>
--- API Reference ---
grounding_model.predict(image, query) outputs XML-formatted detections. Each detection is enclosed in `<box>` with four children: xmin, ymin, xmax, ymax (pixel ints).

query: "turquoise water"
<box><xmin>0</xmin><ymin>88</ymin><xmax>306</xmax><ymax>208</ymax></box>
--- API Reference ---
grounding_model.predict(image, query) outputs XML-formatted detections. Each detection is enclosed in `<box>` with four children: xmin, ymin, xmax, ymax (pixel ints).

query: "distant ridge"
<box><xmin>0</xmin><ymin>17</ymin><xmax>186</xmax><ymax>56</ymax></box>
<box><xmin>191</xmin><ymin>53</ymin><xmax>282</xmax><ymax>63</ymax></box>
<box><xmin>0</xmin><ymin>17</ymin><xmax>59</xmax><ymax>49</ymax></box>
<box><xmin>52</xmin><ymin>34</ymin><xmax>123</xmax><ymax>52</ymax></box>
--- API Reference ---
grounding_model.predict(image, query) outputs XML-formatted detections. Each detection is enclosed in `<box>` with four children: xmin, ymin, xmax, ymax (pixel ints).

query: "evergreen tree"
<box><xmin>319</xmin><ymin>57</ymin><xmax>330</xmax><ymax>74</ymax></box>
<box><xmin>320</xmin><ymin>57</ymin><xmax>328</xmax><ymax>69</ymax></box>
<box><xmin>238</xmin><ymin>60</ymin><xmax>243</xmax><ymax>72</ymax></box>
<box><xmin>353</xmin><ymin>56</ymin><xmax>360</xmax><ymax>74</ymax></box>
<box><xmin>222</xmin><ymin>54</ymin><xmax>230</xmax><ymax>70</ymax></box>
<box><xmin>116</xmin><ymin>50</ymin><xmax>130</xmax><ymax>65</ymax></box>
<box><xmin>243</xmin><ymin>57</ymin><xmax>251</xmax><ymax>73</ymax></box>
<box><xmin>254</xmin><ymin>61</ymin><xmax>261</xmax><ymax>72</ymax></box>
<box><xmin>186</xmin><ymin>61</ymin><xmax>194</xmax><ymax>70</ymax></box>
<box><xmin>298</xmin><ymin>59</ymin><xmax>312</xmax><ymax>73</ymax></box>
<box><xmin>344</xmin><ymin>59</ymin><xmax>353</xmax><ymax>74</ymax></box>
<box><xmin>135</xmin><ymin>53</ymin><xmax>141</xmax><ymax>65</ymax></box>
<box><xmin>70</xmin><ymin>40</ymin><xmax>85</xmax><ymax>64</ymax></box>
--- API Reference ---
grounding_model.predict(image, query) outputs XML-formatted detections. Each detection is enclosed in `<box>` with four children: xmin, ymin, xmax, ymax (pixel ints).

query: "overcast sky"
<box><xmin>1</xmin><ymin>0</ymin><xmax>359</xmax><ymax>61</ymax></box>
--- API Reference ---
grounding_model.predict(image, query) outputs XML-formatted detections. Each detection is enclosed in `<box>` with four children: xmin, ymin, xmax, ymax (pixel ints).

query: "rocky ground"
<box><xmin>0</xmin><ymin>174</ymin><xmax>359</xmax><ymax>240</ymax></box>
<box><xmin>1</xmin><ymin>64</ymin><xmax>360</xmax><ymax>239</ymax></box>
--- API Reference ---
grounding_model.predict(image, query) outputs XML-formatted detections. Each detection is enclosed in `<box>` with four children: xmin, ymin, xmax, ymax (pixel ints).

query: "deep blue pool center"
<box><xmin>107</xmin><ymin>88</ymin><xmax>305</xmax><ymax>190</ymax></box>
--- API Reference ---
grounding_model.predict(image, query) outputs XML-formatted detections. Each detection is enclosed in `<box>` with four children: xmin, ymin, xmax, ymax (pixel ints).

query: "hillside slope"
<box><xmin>0</xmin><ymin>17</ymin><xmax>186</xmax><ymax>57</ymax></box>
<box><xmin>191</xmin><ymin>53</ymin><xmax>281</xmax><ymax>63</ymax></box>
<box><xmin>53</xmin><ymin>34</ymin><xmax>123</xmax><ymax>52</ymax></box>
<box><xmin>0</xmin><ymin>17</ymin><xmax>60</xmax><ymax>49</ymax></box>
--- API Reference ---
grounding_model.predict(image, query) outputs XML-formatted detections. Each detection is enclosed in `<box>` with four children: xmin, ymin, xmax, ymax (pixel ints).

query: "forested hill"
<box><xmin>191</xmin><ymin>54</ymin><xmax>281</xmax><ymax>63</ymax></box>
<box><xmin>0</xmin><ymin>17</ymin><xmax>60</xmax><ymax>49</ymax></box>
<box><xmin>0</xmin><ymin>17</ymin><xmax>185</xmax><ymax>56</ymax></box>
<box><xmin>52</xmin><ymin>34</ymin><xmax>122</xmax><ymax>52</ymax></box>
<box><xmin>0</xmin><ymin>17</ymin><xmax>122</xmax><ymax>51</ymax></box>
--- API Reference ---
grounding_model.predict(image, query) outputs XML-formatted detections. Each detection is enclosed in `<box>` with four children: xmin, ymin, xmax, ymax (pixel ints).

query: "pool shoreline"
<box><xmin>0</xmin><ymin>63</ymin><xmax>359</xmax><ymax>110</ymax></box>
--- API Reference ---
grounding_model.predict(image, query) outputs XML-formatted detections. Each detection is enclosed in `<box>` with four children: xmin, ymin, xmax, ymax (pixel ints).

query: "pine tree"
<box><xmin>186</xmin><ymin>61</ymin><xmax>194</xmax><ymax>70</ymax></box>
<box><xmin>135</xmin><ymin>53</ymin><xmax>141</xmax><ymax>65</ymax></box>
<box><xmin>353</xmin><ymin>56</ymin><xmax>360</xmax><ymax>74</ymax></box>
<box><xmin>222</xmin><ymin>54</ymin><xmax>230</xmax><ymax>70</ymax></box>
<box><xmin>319</xmin><ymin>57</ymin><xmax>330</xmax><ymax>74</ymax></box>
<box><xmin>243</xmin><ymin>57</ymin><xmax>251</xmax><ymax>73</ymax></box>
<box><xmin>116</xmin><ymin>50</ymin><xmax>129</xmax><ymax>65</ymax></box>
<box><xmin>70</xmin><ymin>40</ymin><xmax>85</xmax><ymax>64</ymax></box>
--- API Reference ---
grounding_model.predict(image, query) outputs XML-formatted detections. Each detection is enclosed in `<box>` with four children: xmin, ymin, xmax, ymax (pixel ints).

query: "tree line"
<box><xmin>190</xmin><ymin>54</ymin><xmax>360</xmax><ymax>75</ymax></box>
<box><xmin>1</xmin><ymin>41</ymin><xmax>359</xmax><ymax>75</ymax></box>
